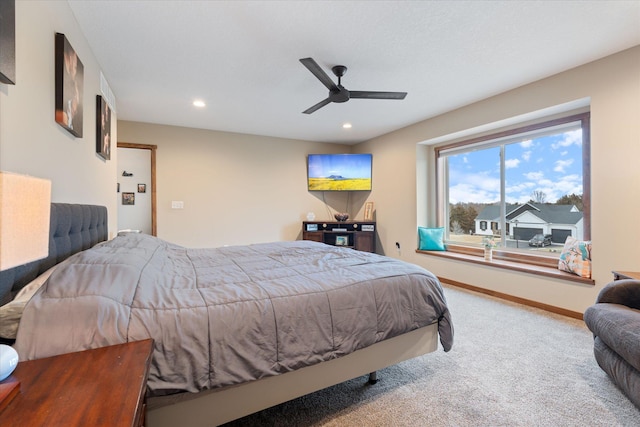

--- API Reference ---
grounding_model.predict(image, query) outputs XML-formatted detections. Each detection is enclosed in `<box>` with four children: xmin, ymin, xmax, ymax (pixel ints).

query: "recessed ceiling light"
<box><xmin>193</xmin><ymin>100</ymin><xmax>206</xmax><ymax>108</ymax></box>
<box><xmin>342</xmin><ymin>123</ymin><xmax>352</xmax><ymax>129</ymax></box>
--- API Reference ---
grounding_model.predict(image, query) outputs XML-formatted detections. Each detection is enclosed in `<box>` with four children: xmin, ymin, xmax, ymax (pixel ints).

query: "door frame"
<box><xmin>117</xmin><ymin>142</ymin><xmax>158</xmax><ymax>236</ymax></box>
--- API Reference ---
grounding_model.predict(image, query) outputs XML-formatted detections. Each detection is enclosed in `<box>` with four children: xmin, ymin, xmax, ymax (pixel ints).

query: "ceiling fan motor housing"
<box><xmin>330</xmin><ymin>86</ymin><xmax>350</xmax><ymax>103</ymax></box>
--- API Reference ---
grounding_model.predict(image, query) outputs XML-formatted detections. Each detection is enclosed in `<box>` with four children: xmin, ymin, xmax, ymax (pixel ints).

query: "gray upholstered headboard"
<box><xmin>0</xmin><ymin>203</ymin><xmax>108</xmax><ymax>306</ymax></box>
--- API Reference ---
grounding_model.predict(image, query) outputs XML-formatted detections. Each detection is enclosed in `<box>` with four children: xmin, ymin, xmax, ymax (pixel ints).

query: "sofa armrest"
<box><xmin>596</xmin><ymin>279</ymin><xmax>640</xmax><ymax>309</ymax></box>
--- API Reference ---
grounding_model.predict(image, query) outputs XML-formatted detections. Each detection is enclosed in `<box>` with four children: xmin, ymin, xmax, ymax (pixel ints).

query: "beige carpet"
<box><xmin>223</xmin><ymin>285</ymin><xmax>639</xmax><ymax>426</ymax></box>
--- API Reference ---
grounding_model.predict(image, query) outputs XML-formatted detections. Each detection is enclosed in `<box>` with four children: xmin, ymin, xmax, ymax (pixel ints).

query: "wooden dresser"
<box><xmin>303</xmin><ymin>220</ymin><xmax>376</xmax><ymax>253</ymax></box>
<box><xmin>0</xmin><ymin>339</ymin><xmax>153</xmax><ymax>426</ymax></box>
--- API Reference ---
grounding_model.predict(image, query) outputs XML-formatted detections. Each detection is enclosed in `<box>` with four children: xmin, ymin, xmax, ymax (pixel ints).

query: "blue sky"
<box><xmin>308</xmin><ymin>154</ymin><xmax>372</xmax><ymax>179</ymax></box>
<box><xmin>448</xmin><ymin>129</ymin><xmax>583</xmax><ymax>204</ymax></box>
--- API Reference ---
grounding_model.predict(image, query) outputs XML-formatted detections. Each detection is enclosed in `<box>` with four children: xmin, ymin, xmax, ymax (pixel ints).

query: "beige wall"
<box><xmin>3</xmin><ymin>1</ymin><xmax>637</xmax><ymax>314</ymax></box>
<box><xmin>120</xmin><ymin>48</ymin><xmax>639</xmax><ymax>314</ymax></box>
<box><xmin>117</xmin><ymin>122</ymin><xmax>362</xmax><ymax>247</ymax></box>
<box><xmin>355</xmin><ymin>45</ymin><xmax>640</xmax><ymax>314</ymax></box>
<box><xmin>0</xmin><ymin>1</ymin><xmax>118</xmax><ymax>235</ymax></box>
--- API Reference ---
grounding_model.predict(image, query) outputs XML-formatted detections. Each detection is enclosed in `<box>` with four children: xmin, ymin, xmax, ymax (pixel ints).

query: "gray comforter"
<box><xmin>15</xmin><ymin>234</ymin><xmax>453</xmax><ymax>396</ymax></box>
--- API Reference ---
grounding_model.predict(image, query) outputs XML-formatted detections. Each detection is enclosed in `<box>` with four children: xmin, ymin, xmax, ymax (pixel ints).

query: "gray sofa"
<box><xmin>584</xmin><ymin>279</ymin><xmax>640</xmax><ymax>408</ymax></box>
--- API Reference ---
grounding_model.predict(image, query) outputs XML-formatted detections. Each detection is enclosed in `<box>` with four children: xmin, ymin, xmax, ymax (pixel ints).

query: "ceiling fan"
<box><xmin>299</xmin><ymin>57</ymin><xmax>407</xmax><ymax>114</ymax></box>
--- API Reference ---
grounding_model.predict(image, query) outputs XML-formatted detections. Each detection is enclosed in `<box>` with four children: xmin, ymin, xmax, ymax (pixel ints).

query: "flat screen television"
<box><xmin>307</xmin><ymin>153</ymin><xmax>372</xmax><ymax>191</ymax></box>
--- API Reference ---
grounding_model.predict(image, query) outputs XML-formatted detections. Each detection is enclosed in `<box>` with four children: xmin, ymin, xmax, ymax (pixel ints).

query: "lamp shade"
<box><xmin>0</xmin><ymin>172</ymin><xmax>51</xmax><ymax>271</ymax></box>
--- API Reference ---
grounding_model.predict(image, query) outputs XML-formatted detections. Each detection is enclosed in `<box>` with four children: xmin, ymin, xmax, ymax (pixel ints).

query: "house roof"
<box><xmin>476</xmin><ymin>203</ymin><xmax>582</xmax><ymax>225</ymax></box>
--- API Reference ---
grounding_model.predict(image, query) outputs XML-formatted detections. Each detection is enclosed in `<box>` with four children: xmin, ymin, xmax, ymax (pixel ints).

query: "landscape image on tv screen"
<box><xmin>307</xmin><ymin>153</ymin><xmax>372</xmax><ymax>191</ymax></box>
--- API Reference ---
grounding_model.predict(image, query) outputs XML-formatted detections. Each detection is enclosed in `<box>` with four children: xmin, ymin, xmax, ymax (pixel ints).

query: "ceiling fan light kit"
<box><xmin>300</xmin><ymin>57</ymin><xmax>407</xmax><ymax>114</ymax></box>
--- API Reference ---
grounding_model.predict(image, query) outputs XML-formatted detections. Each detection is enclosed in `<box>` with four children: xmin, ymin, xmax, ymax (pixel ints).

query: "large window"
<box><xmin>436</xmin><ymin>113</ymin><xmax>590</xmax><ymax>259</ymax></box>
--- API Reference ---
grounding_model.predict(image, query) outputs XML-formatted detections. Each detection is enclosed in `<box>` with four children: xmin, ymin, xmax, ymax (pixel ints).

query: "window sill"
<box><xmin>416</xmin><ymin>245</ymin><xmax>594</xmax><ymax>286</ymax></box>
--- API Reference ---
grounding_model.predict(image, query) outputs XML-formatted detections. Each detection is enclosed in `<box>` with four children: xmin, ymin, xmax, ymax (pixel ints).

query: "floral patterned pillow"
<box><xmin>558</xmin><ymin>236</ymin><xmax>592</xmax><ymax>278</ymax></box>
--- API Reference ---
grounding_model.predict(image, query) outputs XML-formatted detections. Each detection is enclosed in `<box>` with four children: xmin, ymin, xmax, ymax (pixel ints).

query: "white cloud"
<box><xmin>508</xmin><ymin>173</ymin><xmax>582</xmax><ymax>203</ymax></box>
<box><xmin>449</xmin><ymin>183</ymin><xmax>497</xmax><ymax>204</ymax></box>
<box><xmin>505</xmin><ymin>158</ymin><xmax>520</xmax><ymax>169</ymax></box>
<box><xmin>448</xmin><ymin>171</ymin><xmax>501</xmax><ymax>203</ymax></box>
<box><xmin>520</xmin><ymin>139</ymin><xmax>533</xmax><ymax>148</ymax></box>
<box><xmin>552</xmin><ymin>129</ymin><xmax>582</xmax><ymax>149</ymax></box>
<box><xmin>524</xmin><ymin>171</ymin><xmax>544</xmax><ymax>180</ymax></box>
<box><xmin>554</xmin><ymin>158</ymin><xmax>574</xmax><ymax>172</ymax></box>
<box><xmin>506</xmin><ymin>181</ymin><xmax>535</xmax><ymax>196</ymax></box>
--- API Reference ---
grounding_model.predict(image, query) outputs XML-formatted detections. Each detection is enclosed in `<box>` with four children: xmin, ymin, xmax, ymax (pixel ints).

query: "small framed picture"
<box><xmin>138</xmin><ymin>184</ymin><xmax>146</xmax><ymax>193</ymax></box>
<box><xmin>335</xmin><ymin>236</ymin><xmax>348</xmax><ymax>246</ymax></box>
<box><xmin>122</xmin><ymin>192</ymin><xmax>135</xmax><ymax>205</ymax></box>
<box><xmin>96</xmin><ymin>95</ymin><xmax>111</xmax><ymax>160</ymax></box>
<box><xmin>364</xmin><ymin>201</ymin><xmax>374</xmax><ymax>220</ymax></box>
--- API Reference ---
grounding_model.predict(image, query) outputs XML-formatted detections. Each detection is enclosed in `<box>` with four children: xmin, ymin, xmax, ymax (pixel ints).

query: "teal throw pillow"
<box><xmin>418</xmin><ymin>227</ymin><xmax>445</xmax><ymax>251</ymax></box>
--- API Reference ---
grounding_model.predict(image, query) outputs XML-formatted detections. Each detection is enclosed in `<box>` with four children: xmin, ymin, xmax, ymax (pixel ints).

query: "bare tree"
<box><xmin>531</xmin><ymin>190</ymin><xmax>547</xmax><ymax>203</ymax></box>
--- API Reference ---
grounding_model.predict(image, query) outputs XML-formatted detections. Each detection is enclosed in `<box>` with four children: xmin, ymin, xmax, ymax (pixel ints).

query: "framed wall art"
<box><xmin>55</xmin><ymin>33</ymin><xmax>84</xmax><ymax>137</ymax></box>
<box><xmin>96</xmin><ymin>95</ymin><xmax>111</xmax><ymax>160</ymax></box>
<box><xmin>0</xmin><ymin>0</ymin><xmax>16</xmax><ymax>85</ymax></box>
<box><xmin>122</xmin><ymin>192</ymin><xmax>135</xmax><ymax>205</ymax></box>
<box><xmin>138</xmin><ymin>184</ymin><xmax>146</xmax><ymax>193</ymax></box>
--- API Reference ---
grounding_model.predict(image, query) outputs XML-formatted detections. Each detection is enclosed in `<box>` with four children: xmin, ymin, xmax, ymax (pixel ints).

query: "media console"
<box><xmin>302</xmin><ymin>221</ymin><xmax>376</xmax><ymax>253</ymax></box>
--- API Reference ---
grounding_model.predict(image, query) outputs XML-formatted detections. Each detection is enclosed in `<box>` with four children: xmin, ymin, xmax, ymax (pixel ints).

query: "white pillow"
<box><xmin>0</xmin><ymin>266</ymin><xmax>56</xmax><ymax>339</ymax></box>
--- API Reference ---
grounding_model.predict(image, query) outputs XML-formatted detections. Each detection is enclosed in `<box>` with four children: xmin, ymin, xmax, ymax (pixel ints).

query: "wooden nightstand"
<box><xmin>0</xmin><ymin>339</ymin><xmax>153</xmax><ymax>426</ymax></box>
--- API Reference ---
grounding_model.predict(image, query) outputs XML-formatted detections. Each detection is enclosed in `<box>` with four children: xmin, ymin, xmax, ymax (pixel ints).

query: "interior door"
<box><xmin>117</xmin><ymin>142</ymin><xmax>157</xmax><ymax>235</ymax></box>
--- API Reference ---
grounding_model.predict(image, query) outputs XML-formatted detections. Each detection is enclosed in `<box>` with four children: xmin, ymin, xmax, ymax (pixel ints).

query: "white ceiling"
<box><xmin>67</xmin><ymin>1</ymin><xmax>640</xmax><ymax>144</ymax></box>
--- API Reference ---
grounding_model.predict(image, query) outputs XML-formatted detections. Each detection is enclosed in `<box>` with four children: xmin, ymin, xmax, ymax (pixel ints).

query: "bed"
<box><xmin>1</xmin><ymin>203</ymin><xmax>453</xmax><ymax>426</ymax></box>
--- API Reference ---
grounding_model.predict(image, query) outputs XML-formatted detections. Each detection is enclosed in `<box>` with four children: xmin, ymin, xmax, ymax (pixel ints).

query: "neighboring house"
<box><xmin>475</xmin><ymin>203</ymin><xmax>583</xmax><ymax>243</ymax></box>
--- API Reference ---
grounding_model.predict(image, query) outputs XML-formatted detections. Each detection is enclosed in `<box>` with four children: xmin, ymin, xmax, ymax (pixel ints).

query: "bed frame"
<box><xmin>1</xmin><ymin>203</ymin><xmax>441</xmax><ymax>425</ymax></box>
<box><xmin>146</xmin><ymin>323</ymin><xmax>438</xmax><ymax>426</ymax></box>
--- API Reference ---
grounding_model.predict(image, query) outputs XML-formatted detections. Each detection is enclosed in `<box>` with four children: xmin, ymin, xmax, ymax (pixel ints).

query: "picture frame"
<box><xmin>0</xmin><ymin>0</ymin><xmax>16</xmax><ymax>85</ymax></box>
<box><xmin>364</xmin><ymin>201</ymin><xmax>374</xmax><ymax>221</ymax></box>
<box><xmin>122</xmin><ymin>192</ymin><xmax>135</xmax><ymax>205</ymax></box>
<box><xmin>55</xmin><ymin>33</ymin><xmax>84</xmax><ymax>137</ymax></box>
<box><xmin>138</xmin><ymin>184</ymin><xmax>146</xmax><ymax>193</ymax></box>
<box><xmin>96</xmin><ymin>95</ymin><xmax>111</xmax><ymax>160</ymax></box>
<box><xmin>335</xmin><ymin>236</ymin><xmax>348</xmax><ymax>246</ymax></box>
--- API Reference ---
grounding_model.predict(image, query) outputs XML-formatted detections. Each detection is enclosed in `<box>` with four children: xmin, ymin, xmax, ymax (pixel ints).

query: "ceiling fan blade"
<box><xmin>300</xmin><ymin>58</ymin><xmax>338</xmax><ymax>91</ymax></box>
<box><xmin>303</xmin><ymin>97</ymin><xmax>332</xmax><ymax>114</ymax></box>
<box><xmin>349</xmin><ymin>91</ymin><xmax>407</xmax><ymax>100</ymax></box>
